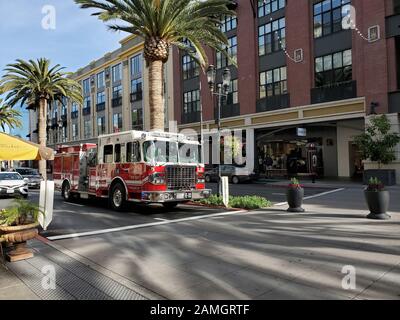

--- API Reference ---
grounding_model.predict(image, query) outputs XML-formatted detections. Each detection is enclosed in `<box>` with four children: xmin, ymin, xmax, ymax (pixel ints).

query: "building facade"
<box><xmin>29</xmin><ymin>35</ymin><xmax>175</xmax><ymax>148</ymax></box>
<box><xmin>173</xmin><ymin>0</ymin><xmax>400</xmax><ymax>181</ymax></box>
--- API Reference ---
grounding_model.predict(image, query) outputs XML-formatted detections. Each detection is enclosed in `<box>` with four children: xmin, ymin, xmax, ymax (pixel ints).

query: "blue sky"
<box><xmin>0</xmin><ymin>0</ymin><xmax>128</xmax><ymax>137</ymax></box>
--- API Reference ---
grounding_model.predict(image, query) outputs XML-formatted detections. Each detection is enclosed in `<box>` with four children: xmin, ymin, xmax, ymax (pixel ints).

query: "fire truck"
<box><xmin>53</xmin><ymin>131</ymin><xmax>211</xmax><ymax>211</ymax></box>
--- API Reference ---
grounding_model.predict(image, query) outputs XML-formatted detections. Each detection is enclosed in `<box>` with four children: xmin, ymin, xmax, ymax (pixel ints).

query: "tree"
<box><xmin>0</xmin><ymin>58</ymin><xmax>83</xmax><ymax>179</ymax></box>
<box><xmin>354</xmin><ymin>115</ymin><xmax>400</xmax><ymax>168</ymax></box>
<box><xmin>0</xmin><ymin>98</ymin><xmax>22</xmax><ymax>131</ymax></box>
<box><xmin>75</xmin><ymin>0</ymin><xmax>235</xmax><ymax>131</ymax></box>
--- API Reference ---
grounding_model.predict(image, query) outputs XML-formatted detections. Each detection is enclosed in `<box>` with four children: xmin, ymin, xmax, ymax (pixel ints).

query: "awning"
<box><xmin>0</xmin><ymin>133</ymin><xmax>54</xmax><ymax>161</ymax></box>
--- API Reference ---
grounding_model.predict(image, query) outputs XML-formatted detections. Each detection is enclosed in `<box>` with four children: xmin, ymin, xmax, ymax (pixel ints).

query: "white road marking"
<box><xmin>154</xmin><ymin>218</ymin><xmax>169</xmax><ymax>222</ymax></box>
<box><xmin>274</xmin><ymin>188</ymin><xmax>345</xmax><ymax>207</ymax></box>
<box><xmin>47</xmin><ymin>209</ymin><xmax>247</xmax><ymax>241</ymax></box>
<box><xmin>64</xmin><ymin>202</ymin><xmax>85</xmax><ymax>207</ymax></box>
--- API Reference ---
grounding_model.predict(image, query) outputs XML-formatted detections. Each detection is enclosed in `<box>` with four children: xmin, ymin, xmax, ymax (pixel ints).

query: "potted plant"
<box><xmin>364</xmin><ymin>177</ymin><xmax>391</xmax><ymax>220</ymax></box>
<box><xmin>287</xmin><ymin>178</ymin><xmax>305</xmax><ymax>212</ymax></box>
<box><xmin>354</xmin><ymin>115</ymin><xmax>400</xmax><ymax>186</ymax></box>
<box><xmin>0</xmin><ymin>199</ymin><xmax>42</xmax><ymax>262</ymax></box>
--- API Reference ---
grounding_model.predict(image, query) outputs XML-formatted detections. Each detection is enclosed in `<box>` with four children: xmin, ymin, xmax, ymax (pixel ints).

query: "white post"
<box><xmin>39</xmin><ymin>180</ymin><xmax>54</xmax><ymax>231</ymax></box>
<box><xmin>221</xmin><ymin>176</ymin><xmax>229</xmax><ymax>207</ymax></box>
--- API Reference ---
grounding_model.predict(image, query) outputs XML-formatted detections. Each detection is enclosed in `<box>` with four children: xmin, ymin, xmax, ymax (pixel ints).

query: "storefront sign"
<box><xmin>297</xmin><ymin>128</ymin><xmax>307</xmax><ymax>137</ymax></box>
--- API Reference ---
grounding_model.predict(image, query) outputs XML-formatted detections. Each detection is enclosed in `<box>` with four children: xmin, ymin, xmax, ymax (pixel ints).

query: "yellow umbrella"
<box><xmin>0</xmin><ymin>133</ymin><xmax>54</xmax><ymax>161</ymax></box>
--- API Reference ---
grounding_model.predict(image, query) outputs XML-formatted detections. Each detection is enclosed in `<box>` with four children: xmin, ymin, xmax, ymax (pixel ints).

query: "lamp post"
<box><xmin>206</xmin><ymin>65</ymin><xmax>231</xmax><ymax>196</ymax></box>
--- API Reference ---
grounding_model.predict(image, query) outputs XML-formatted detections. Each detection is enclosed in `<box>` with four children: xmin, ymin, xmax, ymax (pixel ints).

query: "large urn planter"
<box><xmin>0</xmin><ymin>223</ymin><xmax>39</xmax><ymax>262</ymax></box>
<box><xmin>364</xmin><ymin>178</ymin><xmax>391</xmax><ymax>220</ymax></box>
<box><xmin>0</xmin><ymin>199</ymin><xmax>42</xmax><ymax>262</ymax></box>
<box><xmin>287</xmin><ymin>178</ymin><xmax>305</xmax><ymax>213</ymax></box>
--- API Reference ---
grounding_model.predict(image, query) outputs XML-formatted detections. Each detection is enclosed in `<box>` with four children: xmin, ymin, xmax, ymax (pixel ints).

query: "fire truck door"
<box><xmin>78</xmin><ymin>152</ymin><xmax>89</xmax><ymax>192</ymax></box>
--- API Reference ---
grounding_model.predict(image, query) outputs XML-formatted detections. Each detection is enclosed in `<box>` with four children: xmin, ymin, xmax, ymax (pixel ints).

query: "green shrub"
<box><xmin>199</xmin><ymin>195</ymin><xmax>271</xmax><ymax>210</ymax></box>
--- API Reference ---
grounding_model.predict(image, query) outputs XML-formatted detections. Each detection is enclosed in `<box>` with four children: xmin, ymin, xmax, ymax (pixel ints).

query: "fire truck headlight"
<box><xmin>149</xmin><ymin>173</ymin><xmax>165</xmax><ymax>185</ymax></box>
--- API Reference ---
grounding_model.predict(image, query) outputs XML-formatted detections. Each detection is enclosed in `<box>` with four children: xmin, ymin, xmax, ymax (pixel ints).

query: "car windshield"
<box><xmin>143</xmin><ymin>141</ymin><xmax>200</xmax><ymax>164</ymax></box>
<box><xmin>0</xmin><ymin>173</ymin><xmax>22</xmax><ymax>181</ymax></box>
<box><xmin>16</xmin><ymin>169</ymin><xmax>38</xmax><ymax>176</ymax></box>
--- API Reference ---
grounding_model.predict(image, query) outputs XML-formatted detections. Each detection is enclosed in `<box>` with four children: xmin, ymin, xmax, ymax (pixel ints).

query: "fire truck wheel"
<box><xmin>162</xmin><ymin>202</ymin><xmax>179</xmax><ymax>210</ymax></box>
<box><xmin>110</xmin><ymin>183</ymin><xmax>126</xmax><ymax>211</ymax></box>
<box><xmin>62</xmin><ymin>181</ymin><xmax>72</xmax><ymax>201</ymax></box>
<box><xmin>232</xmin><ymin>176</ymin><xmax>240</xmax><ymax>185</ymax></box>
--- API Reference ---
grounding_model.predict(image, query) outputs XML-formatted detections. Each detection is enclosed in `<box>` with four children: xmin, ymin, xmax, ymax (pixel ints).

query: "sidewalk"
<box><xmin>1</xmin><ymin>238</ymin><xmax>162</xmax><ymax>300</ymax></box>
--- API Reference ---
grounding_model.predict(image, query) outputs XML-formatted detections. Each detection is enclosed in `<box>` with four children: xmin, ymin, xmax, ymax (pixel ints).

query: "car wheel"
<box><xmin>232</xmin><ymin>176</ymin><xmax>240</xmax><ymax>185</ymax></box>
<box><xmin>205</xmin><ymin>175</ymin><xmax>211</xmax><ymax>183</ymax></box>
<box><xmin>62</xmin><ymin>181</ymin><xmax>72</xmax><ymax>201</ymax></box>
<box><xmin>110</xmin><ymin>183</ymin><xmax>126</xmax><ymax>211</ymax></box>
<box><xmin>162</xmin><ymin>202</ymin><xmax>179</xmax><ymax>210</ymax></box>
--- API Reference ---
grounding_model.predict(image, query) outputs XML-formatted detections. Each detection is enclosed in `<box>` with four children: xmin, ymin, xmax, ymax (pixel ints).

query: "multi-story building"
<box><xmin>29</xmin><ymin>35</ymin><xmax>175</xmax><ymax>148</ymax></box>
<box><xmin>173</xmin><ymin>0</ymin><xmax>400</xmax><ymax>182</ymax></box>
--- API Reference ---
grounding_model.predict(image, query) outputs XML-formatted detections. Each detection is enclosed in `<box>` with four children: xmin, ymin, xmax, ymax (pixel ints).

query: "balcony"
<box><xmin>112</xmin><ymin>96</ymin><xmax>122</xmax><ymax>108</ymax></box>
<box><xmin>181</xmin><ymin>111</ymin><xmax>201</xmax><ymax>124</ymax></box>
<box><xmin>256</xmin><ymin>94</ymin><xmax>290</xmax><ymax>113</ymax></box>
<box><xmin>130</xmin><ymin>91</ymin><xmax>143</xmax><ymax>102</ymax></box>
<box><xmin>71</xmin><ymin>111</ymin><xmax>79</xmax><ymax>119</ymax></box>
<box><xmin>83</xmin><ymin>107</ymin><xmax>91</xmax><ymax>116</ymax></box>
<box><xmin>96</xmin><ymin>102</ymin><xmax>106</xmax><ymax>112</ymax></box>
<box><xmin>311</xmin><ymin>81</ymin><xmax>357</xmax><ymax>104</ymax></box>
<box><xmin>215</xmin><ymin>103</ymin><xmax>240</xmax><ymax>119</ymax></box>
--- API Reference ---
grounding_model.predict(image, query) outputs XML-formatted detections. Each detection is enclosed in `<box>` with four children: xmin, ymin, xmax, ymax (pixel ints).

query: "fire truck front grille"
<box><xmin>165</xmin><ymin>166</ymin><xmax>196</xmax><ymax>190</ymax></box>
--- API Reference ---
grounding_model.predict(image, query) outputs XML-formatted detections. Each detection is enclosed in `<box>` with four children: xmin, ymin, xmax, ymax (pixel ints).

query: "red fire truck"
<box><xmin>53</xmin><ymin>131</ymin><xmax>211</xmax><ymax>211</ymax></box>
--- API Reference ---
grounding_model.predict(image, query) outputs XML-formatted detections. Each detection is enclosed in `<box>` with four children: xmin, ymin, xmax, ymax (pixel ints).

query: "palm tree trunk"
<box><xmin>148</xmin><ymin>60</ymin><xmax>164</xmax><ymax>131</ymax></box>
<box><xmin>38</xmin><ymin>98</ymin><xmax>48</xmax><ymax>180</ymax></box>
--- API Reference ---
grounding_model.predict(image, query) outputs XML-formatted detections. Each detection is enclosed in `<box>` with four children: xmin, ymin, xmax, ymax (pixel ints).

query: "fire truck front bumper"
<box><xmin>140</xmin><ymin>189</ymin><xmax>212</xmax><ymax>203</ymax></box>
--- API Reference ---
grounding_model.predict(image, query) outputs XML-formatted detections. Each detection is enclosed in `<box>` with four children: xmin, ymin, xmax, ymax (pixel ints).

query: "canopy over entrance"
<box><xmin>0</xmin><ymin>133</ymin><xmax>54</xmax><ymax>161</ymax></box>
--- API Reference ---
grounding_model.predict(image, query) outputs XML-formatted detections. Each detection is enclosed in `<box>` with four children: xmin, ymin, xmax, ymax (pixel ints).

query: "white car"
<box><xmin>0</xmin><ymin>172</ymin><xmax>29</xmax><ymax>198</ymax></box>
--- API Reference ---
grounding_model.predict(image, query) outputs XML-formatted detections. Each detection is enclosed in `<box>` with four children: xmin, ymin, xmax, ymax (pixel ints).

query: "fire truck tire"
<box><xmin>110</xmin><ymin>183</ymin><xmax>126</xmax><ymax>211</ymax></box>
<box><xmin>62</xmin><ymin>181</ymin><xmax>72</xmax><ymax>201</ymax></box>
<box><xmin>162</xmin><ymin>202</ymin><xmax>179</xmax><ymax>210</ymax></box>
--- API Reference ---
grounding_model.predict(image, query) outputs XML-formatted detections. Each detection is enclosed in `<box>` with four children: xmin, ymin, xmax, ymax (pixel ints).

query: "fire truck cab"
<box><xmin>54</xmin><ymin>130</ymin><xmax>211</xmax><ymax>211</ymax></box>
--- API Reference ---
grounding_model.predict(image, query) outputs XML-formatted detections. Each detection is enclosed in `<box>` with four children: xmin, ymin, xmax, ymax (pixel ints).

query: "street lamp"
<box><xmin>206</xmin><ymin>65</ymin><xmax>231</xmax><ymax>196</ymax></box>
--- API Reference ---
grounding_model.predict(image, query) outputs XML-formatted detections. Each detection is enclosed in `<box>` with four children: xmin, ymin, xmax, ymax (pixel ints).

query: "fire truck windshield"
<box><xmin>143</xmin><ymin>141</ymin><xmax>200</xmax><ymax>164</ymax></box>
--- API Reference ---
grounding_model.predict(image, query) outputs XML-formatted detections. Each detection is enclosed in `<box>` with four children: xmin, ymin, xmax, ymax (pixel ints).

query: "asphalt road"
<box><xmin>0</xmin><ymin>183</ymin><xmax>333</xmax><ymax>239</ymax></box>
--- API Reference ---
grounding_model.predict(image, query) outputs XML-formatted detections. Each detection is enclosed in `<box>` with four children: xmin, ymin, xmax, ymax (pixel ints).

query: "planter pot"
<box><xmin>287</xmin><ymin>187</ymin><xmax>305</xmax><ymax>212</ymax></box>
<box><xmin>363</xmin><ymin>169</ymin><xmax>396</xmax><ymax>186</ymax></box>
<box><xmin>0</xmin><ymin>222</ymin><xmax>39</xmax><ymax>262</ymax></box>
<box><xmin>364</xmin><ymin>190</ymin><xmax>391</xmax><ymax>220</ymax></box>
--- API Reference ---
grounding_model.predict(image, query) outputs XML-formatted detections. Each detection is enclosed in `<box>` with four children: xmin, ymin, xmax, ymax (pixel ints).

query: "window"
<box><xmin>127</xmin><ymin>142</ymin><xmax>141</xmax><ymax>162</ymax></box>
<box><xmin>62</xmin><ymin>126</ymin><xmax>67</xmax><ymax>143</ymax></box>
<box><xmin>315</xmin><ymin>49</ymin><xmax>352</xmax><ymax>87</ymax></box>
<box><xmin>216</xmin><ymin>36</ymin><xmax>237</xmax><ymax>69</ymax></box>
<box><xmin>84</xmin><ymin>97</ymin><xmax>91</xmax><ymax>109</ymax></box>
<box><xmin>97</xmin><ymin>116</ymin><xmax>106</xmax><ymax>135</ymax></box>
<box><xmin>83</xmin><ymin>78</ymin><xmax>90</xmax><ymax>96</ymax></box>
<box><xmin>259</xmin><ymin>17</ymin><xmax>285</xmax><ymax>56</ymax></box>
<box><xmin>72</xmin><ymin>123</ymin><xmax>79</xmax><ymax>141</ymax></box>
<box><xmin>258</xmin><ymin>0</ymin><xmax>286</xmax><ymax>17</ymax></box>
<box><xmin>103</xmin><ymin>145</ymin><xmax>113</xmax><ymax>163</ymax></box>
<box><xmin>112</xmin><ymin>64</ymin><xmax>122</xmax><ymax>82</ymax></box>
<box><xmin>61</xmin><ymin>105</ymin><xmax>67</xmax><ymax>116</ymax></box>
<box><xmin>97</xmin><ymin>71</ymin><xmax>105</xmax><ymax>89</ymax></box>
<box><xmin>113</xmin><ymin>113</ymin><xmax>123</xmax><ymax>133</ymax></box>
<box><xmin>183</xmin><ymin>90</ymin><xmax>200</xmax><ymax>114</ymax></box>
<box><xmin>114</xmin><ymin>144</ymin><xmax>122</xmax><ymax>163</ymax></box>
<box><xmin>131</xmin><ymin>54</ymin><xmax>142</xmax><ymax>76</ymax></box>
<box><xmin>97</xmin><ymin>91</ymin><xmax>106</xmax><ymax>104</ymax></box>
<box><xmin>72</xmin><ymin>103</ymin><xmax>78</xmax><ymax>113</ymax></box>
<box><xmin>132</xmin><ymin>108</ymin><xmax>143</xmax><ymax>128</ymax></box>
<box><xmin>221</xmin><ymin>15</ymin><xmax>237</xmax><ymax>32</ymax></box>
<box><xmin>182</xmin><ymin>55</ymin><xmax>199</xmax><ymax>80</ymax></box>
<box><xmin>395</xmin><ymin>0</ymin><xmax>400</xmax><ymax>14</ymax></box>
<box><xmin>228</xmin><ymin>79</ymin><xmax>238</xmax><ymax>105</ymax></box>
<box><xmin>131</xmin><ymin>78</ymin><xmax>143</xmax><ymax>102</ymax></box>
<box><xmin>84</xmin><ymin>120</ymin><xmax>91</xmax><ymax>139</ymax></box>
<box><xmin>260</xmin><ymin>66</ymin><xmax>288</xmax><ymax>98</ymax></box>
<box><xmin>113</xmin><ymin>85</ymin><xmax>122</xmax><ymax>98</ymax></box>
<box><xmin>313</xmin><ymin>0</ymin><xmax>351</xmax><ymax>39</ymax></box>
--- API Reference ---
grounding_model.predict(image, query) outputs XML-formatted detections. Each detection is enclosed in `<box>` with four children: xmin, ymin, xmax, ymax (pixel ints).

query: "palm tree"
<box><xmin>75</xmin><ymin>0</ymin><xmax>235</xmax><ymax>131</ymax></box>
<box><xmin>0</xmin><ymin>99</ymin><xmax>22</xmax><ymax>131</ymax></box>
<box><xmin>0</xmin><ymin>58</ymin><xmax>83</xmax><ymax>179</ymax></box>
